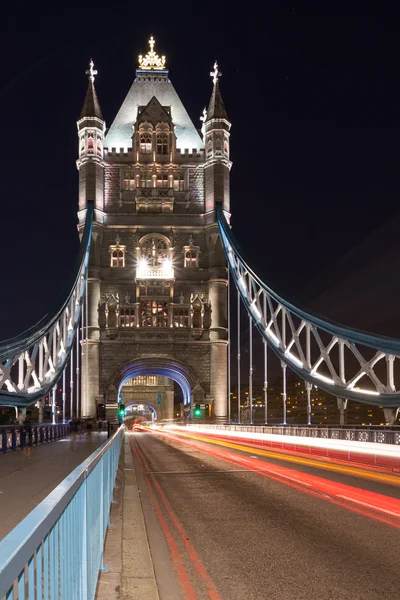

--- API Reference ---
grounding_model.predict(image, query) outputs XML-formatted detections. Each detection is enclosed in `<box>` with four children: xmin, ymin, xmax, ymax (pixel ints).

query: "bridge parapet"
<box><xmin>0</xmin><ymin>426</ymin><xmax>123</xmax><ymax>599</ymax></box>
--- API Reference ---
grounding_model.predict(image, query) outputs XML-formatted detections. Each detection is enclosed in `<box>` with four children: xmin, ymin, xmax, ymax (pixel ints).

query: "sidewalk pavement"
<box><xmin>96</xmin><ymin>434</ymin><xmax>160</xmax><ymax>600</ymax></box>
<box><xmin>0</xmin><ymin>431</ymin><xmax>107</xmax><ymax>541</ymax></box>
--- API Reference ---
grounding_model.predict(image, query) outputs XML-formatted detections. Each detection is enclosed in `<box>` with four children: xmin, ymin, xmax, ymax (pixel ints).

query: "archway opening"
<box><xmin>117</xmin><ymin>359</ymin><xmax>195</xmax><ymax>422</ymax></box>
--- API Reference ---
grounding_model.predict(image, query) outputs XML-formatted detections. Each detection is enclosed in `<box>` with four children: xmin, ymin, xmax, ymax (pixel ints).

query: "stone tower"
<box><xmin>77</xmin><ymin>38</ymin><xmax>232</xmax><ymax>421</ymax></box>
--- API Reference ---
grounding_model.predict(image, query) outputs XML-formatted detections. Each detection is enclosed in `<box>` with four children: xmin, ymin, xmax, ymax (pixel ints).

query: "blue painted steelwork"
<box><xmin>0</xmin><ymin>426</ymin><xmax>123</xmax><ymax>599</ymax></box>
<box><xmin>0</xmin><ymin>423</ymin><xmax>70</xmax><ymax>453</ymax></box>
<box><xmin>217</xmin><ymin>204</ymin><xmax>400</xmax><ymax>406</ymax></box>
<box><xmin>0</xmin><ymin>203</ymin><xmax>93</xmax><ymax>407</ymax></box>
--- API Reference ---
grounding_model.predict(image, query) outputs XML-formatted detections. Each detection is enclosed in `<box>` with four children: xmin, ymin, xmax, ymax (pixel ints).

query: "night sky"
<box><xmin>1</xmin><ymin>4</ymin><xmax>400</xmax><ymax>345</ymax></box>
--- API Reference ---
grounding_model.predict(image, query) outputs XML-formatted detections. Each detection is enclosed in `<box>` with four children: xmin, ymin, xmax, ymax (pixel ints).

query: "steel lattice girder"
<box><xmin>0</xmin><ymin>203</ymin><xmax>93</xmax><ymax>407</ymax></box>
<box><xmin>217</xmin><ymin>204</ymin><xmax>400</xmax><ymax>407</ymax></box>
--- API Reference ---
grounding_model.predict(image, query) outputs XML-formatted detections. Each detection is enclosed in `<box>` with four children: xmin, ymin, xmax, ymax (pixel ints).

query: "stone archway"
<box><xmin>105</xmin><ymin>356</ymin><xmax>201</xmax><ymax>421</ymax></box>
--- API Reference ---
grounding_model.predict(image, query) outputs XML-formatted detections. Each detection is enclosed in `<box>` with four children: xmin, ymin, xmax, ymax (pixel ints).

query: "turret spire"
<box><xmin>207</xmin><ymin>61</ymin><xmax>228</xmax><ymax>120</ymax></box>
<box><xmin>80</xmin><ymin>59</ymin><xmax>103</xmax><ymax>120</ymax></box>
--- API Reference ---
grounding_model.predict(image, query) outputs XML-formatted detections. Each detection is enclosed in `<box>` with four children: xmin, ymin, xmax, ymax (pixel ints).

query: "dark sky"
<box><xmin>1</xmin><ymin>3</ymin><xmax>400</xmax><ymax>342</ymax></box>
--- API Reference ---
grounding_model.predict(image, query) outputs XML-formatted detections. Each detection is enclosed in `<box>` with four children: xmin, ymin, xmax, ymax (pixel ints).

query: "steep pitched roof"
<box><xmin>207</xmin><ymin>80</ymin><xmax>228</xmax><ymax>120</ymax></box>
<box><xmin>105</xmin><ymin>73</ymin><xmax>203</xmax><ymax>151</ymax></box>
<box><xmin>80</xmin><ymin>80</ymin><xmax>103</xmax><ymax>120</ymax></box>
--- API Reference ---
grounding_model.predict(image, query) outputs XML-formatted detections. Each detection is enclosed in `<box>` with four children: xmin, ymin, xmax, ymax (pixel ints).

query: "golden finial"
<box><xmin>138</xmin><ymin>36</ymin><xmax>166</xmax><ymax>70</ymax></box>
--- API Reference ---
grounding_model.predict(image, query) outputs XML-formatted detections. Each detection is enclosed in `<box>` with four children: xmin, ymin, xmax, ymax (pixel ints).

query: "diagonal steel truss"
<box><xmin>0</xmin><ymin>204</ymin><xmax>93</xmax><ymax>407</ymax></box>
<box><xmin>217</xmin><ymin>204</ymin><xmax>400</xmax><ymax>407</ymax></box>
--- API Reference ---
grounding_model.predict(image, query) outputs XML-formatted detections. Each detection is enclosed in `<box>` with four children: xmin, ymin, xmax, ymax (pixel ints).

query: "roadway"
<box><xmin>129</xmin><ymin>427</ymin><xmax>400</xmax><ymax>600</ymax></box>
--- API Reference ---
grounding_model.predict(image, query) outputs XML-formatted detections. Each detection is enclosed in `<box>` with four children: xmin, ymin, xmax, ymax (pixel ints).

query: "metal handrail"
<box><xmin>0</xmin><ymin>426</ymin><xmax>124</xmax><ymax>599</ymax></box>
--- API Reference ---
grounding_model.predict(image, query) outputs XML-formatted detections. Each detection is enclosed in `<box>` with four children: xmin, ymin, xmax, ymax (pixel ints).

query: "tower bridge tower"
<box><xmin>77</xmin><ymin>38</ymin><xmax>232</xmax><ymax>421</ymax></box>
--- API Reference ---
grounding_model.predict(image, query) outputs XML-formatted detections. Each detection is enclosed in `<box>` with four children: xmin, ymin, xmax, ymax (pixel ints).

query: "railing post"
<box><xmin>80</xmin><ymin>473</ymin><xmax>88</xmax><ymax>598</ymax></box>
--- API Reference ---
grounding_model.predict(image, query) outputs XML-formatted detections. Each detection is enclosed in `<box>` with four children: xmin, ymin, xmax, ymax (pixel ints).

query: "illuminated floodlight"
<box><xmin>162</xmin><ymin>258</ymin><xmax>174</xmax><ymax>277</ymax></box>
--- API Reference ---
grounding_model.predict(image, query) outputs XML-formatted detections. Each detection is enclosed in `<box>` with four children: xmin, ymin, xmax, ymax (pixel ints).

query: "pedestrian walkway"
<box><xmin>0</xmin><ymin>431</ymin><xmax>107</xmax><ymax>540</ymax></box>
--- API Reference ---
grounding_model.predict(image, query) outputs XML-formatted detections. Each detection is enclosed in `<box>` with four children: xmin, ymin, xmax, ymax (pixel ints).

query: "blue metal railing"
<box><xmin>0</xmin><ymin>426</ymin><xmax>124</xmax><ymax>599</ymax></box>
<box><xmin>0</xmin><ymin>423</ymin><xmax>70</xmax><ymax>453</ymax></box>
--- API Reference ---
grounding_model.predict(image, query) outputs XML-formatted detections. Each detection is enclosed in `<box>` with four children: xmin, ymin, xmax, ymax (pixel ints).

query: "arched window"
<box><xmin>140</xmin><ymin>237</ymin><xmax>168</xmax><ymax>266</ymax></box>
<box><xmin>87</xmin><ymin>134</ymin><xmax>94</xmax><ymax>153</ymax></box>
<box><xmin>96</xmin><ymin>135</ymin><xmax>102</xmax><ymax>156</ymax></box>
<box><xmin>140</xmin><ymin>300</ymin><xmax>168</xmax><ymax>327</ymax></box>
<box><xmin>110</xmin><ymin>245</ymin><xmax>126</xmax><ymax>267</ymax></box>
<box><xmin>184</xmin><ymin>249</ymin><xmax>198</xmax><ymax>268</ymax></box>
<box><xmin>140</xmin><ymin>133</ymin><xmax>152</xmax><ymax>154</ymax></box>
<box><xmin>157</xmin><ymin>133</ymin><xmax>168</xmax><ymax>154</ymax></box>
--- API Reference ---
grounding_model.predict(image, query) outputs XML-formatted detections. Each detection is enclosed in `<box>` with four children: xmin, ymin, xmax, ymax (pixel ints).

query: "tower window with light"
<box><xmin>110</xmin><ymin>245</ymin><xmax>126</xmax><ymax>267</ymax></box>
<box><xmin>157</xmin><ymin>133</ymin><xmax>168</xmax><ymax>154</ymax></box>
<box><xmin>156</xmin><ymin>172</ymin><xmax>169</xmax><ymax>188</ymax></box>
<box><xmin>140</xmin><ymin>133</ymin><xmax>152</xmax><ymax>154</ymax></box>
<box><xmin>123</xmin><ymin>171</ymin><xmax>136</xmax><ymax>191</ymax></box>
<box><xmin>173</xmin><ymin>172</ymin><xmax>185</xmax><ymax>191</ymax></box>
<box><xmin>184</xmin><ymin>249</ymin><xmax>198</xmax><ymax>268</ymax></box>
<box><xmin>140</xmin><ymin>170</ymin><xmax>153</xmax><ymax>188</ymax></box>
<box><xmin>140</xmin><ymin>300</ymin><xmax>168</xmax><ymax>327</ymax></box>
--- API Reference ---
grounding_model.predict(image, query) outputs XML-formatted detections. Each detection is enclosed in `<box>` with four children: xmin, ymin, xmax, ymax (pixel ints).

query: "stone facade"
<box><xmin>77</xmin><ymin>45</ymin><xmax>231</xmax><ymax>421</ymax></box>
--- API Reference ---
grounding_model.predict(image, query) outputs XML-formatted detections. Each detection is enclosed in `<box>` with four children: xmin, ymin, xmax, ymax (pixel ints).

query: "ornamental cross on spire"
<box><xmin>86</xmin><ymin>59</ymin><xmax>97</xmax><ymax>82</ymax></box>
<box><xmin>210</xmin><ymin>61</ymin><xmax>221</xmax><ymax>85</ymax></box>
<box><xmin>138</xmin><ymin>36</ymin><xmax>166</xmax><ymax>70</ymax></box>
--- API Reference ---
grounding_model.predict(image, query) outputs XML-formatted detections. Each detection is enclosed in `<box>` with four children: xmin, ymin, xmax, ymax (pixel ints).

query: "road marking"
<box><xmin>336</xmin><ymin>495</ymin><xmax>400</xmax><ymax>518</ymax></box>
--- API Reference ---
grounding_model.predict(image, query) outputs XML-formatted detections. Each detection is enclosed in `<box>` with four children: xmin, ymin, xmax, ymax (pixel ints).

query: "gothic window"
<box><xmin>109</xmin><ymin>245</ymin><xmax>126</xmax><ymax>267</ymax></box>
<box><xmin>156</xmin><ymin>172</ymin><xmax>169</xmax><ymax>188</ymax></box>
<box><xmin>87</xmin><ymin>134</ymin><xmax>94</xmax><ymax>153</ymax></box>
<box><xmin>157</xmin><ymin>133</ymin><xmax>168</xmax><ymax>154</ymax></box>
<box><xmin>119</xmin><ymin>308</ymin><xmax>135</xmax><ymax>327</ymax></box>
<box><xmin>140</xmin><ymin>171</ymin><xmax>153</xmax><ymax>188</ymax></box>
<box><xmin>140</xmin><ymin>237</ymin><xmax>169</xmax><ymax>266</ymax></box>
<box><xmin>140</xmin><ymin>300</ymin><xmax>168</xmax><ymax>327</ymax></box>
<box><xmin>123</xmin><ymin>171</ymin><xmax>136</xmax><ymax>191</ymax></box>
<box><xmin>174</xmin><ymin>308</ymin><xmax>189</xmax><ymax>328</ymax></box>
<box><xmin>173</xmin><ymin>172</ymin><xmax>185</xmax><ymax>191</ymax></box>
<box><xmin>140</xmin><ymin>133</ymin><xmax>152</xmax><ymax>154</ymax></box>
<box><xmin>184</xmin><ymin>249</ymin><xmax>198</xmax><ymax>268</ymax></box>
<box><xmin>97</xmin><ymin>135</ymin><xmax>102</xmax><ymax>156</ymax></box>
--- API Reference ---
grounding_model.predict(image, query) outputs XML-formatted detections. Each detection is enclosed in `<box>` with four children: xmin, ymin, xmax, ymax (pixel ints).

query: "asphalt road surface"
<box><xmin>129</xmin><ymin>428</ymin><xmax>400</xmax><ymax>600</ymax></box>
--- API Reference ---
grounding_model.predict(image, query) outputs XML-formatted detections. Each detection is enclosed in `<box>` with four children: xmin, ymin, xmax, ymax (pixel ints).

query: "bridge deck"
<box><xmin>0</xmin><ymin>431</ymin><xmax>107</xmax><ymax>541</ymax></box>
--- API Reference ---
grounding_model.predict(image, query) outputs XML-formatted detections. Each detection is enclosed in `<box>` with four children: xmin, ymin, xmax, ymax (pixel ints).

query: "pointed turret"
<box><xmin>80</xmin><ymin>59</ymin><xmax>103</xmax><ymax>119</ymax></box>
<box><xmin>207</xmin><ymin>63</ymin><xmax>228</xmax><ymax>121</ymax></box>
<box><xmin>204</xmin><ymin>62</ymin><xmax>232</xmax><ymax>213</ymax></box>
<box><xmin>76</xmin><ymin>59</ymin><xmax>106</xmax><ymax>214</ymax></box>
